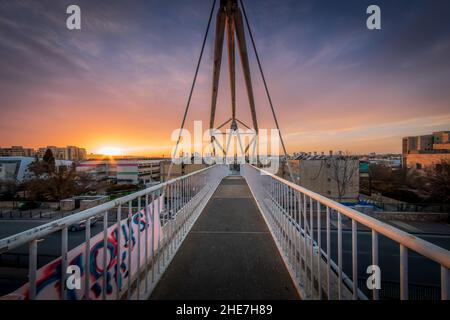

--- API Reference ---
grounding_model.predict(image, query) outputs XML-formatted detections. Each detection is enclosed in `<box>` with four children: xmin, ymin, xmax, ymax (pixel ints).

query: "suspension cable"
<box><xmin>239</xmin><ymin>0</ymin><xmax>295</xmax><ymax>182</ymax></box>
<box><xmin>165</xmin><ymin>0</ymin><xmax>217</xmax><ymax>182</ymax></box>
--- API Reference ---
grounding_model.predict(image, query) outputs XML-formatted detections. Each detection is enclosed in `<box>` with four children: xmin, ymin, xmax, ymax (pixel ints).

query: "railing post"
<box><xmin>61</xmin><ymin>227</ymin><xmax>68</xmax><ymax>300</ymax></box>
<box><xmin>400</xmin><ymin>244</ymin><xmax>408</xmax><ymax>300</ymax></box>
<box><xmin>84</xmin><ymin>217</ymin><xmax>91</xmax><ymax>300</ymax></box>
<box><xmin>442</xmin><ymin>266</ymin><xmax>449</xmax><ymax>300</ymax></box>
<box><xmin>137</xmin><ymin>196</ymin><xmax>142</xmax><ymax>299</ymax></box>
<box><xmin>326</xmin><ymin>206</ymin><xmax>331</xmax><ymax>300</ymax></box>
<box><xmin>102</xmin><ymin>211</ymin><xmax>108</xmax><ymax>300</ymax></box>
<box><xmin>28</xmin><ymin>239</ymin><xmax>38</xmax><ymax>300</ymax></box>
<box><xmin>116</xmin><ymin>205</ymin><xmax>122</xmax><ymax>300</ymax></box>
<box><xmin>352</xmin><ymin>219</ymin><xmax>358</xmax><ymax>300</ymax></box>
<box><xmin>151</xmin><ymin>192</ymin><xmax>155</xmax><ymax>283</ymax></box>
<box><xmin>337</xmin><ymin>211</ymin><xmax>342</xmax><ymax>300</ymax></box>
<box><xmin>317</xmin><ymin>201</ymin><xmax>322</xmax><ymax>300</ymax></box>
<box><xmin>372</xmin><ymin>230</ymin><xmax>379</xmax><ymax>300</ymax></box>
<box><xmin>309</xmin><ymin>196</ymin><xmax>313</xmax><ymax>298</ymax></box>
<box><xmin>144</xmin><ymin>195</ymin><xmax>149</xmax><ymax>294</ymax></box>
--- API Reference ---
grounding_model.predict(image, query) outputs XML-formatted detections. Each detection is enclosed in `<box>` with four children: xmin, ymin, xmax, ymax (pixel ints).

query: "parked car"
<box><xmin>17</xmin><ymin>201</ymin><xmax>40</xmax><ymax>211</ymax></box>
<box><xmin>69</xmin><ymin>217</ymin><xmax>98</xmax><ymax>232</ymax></box>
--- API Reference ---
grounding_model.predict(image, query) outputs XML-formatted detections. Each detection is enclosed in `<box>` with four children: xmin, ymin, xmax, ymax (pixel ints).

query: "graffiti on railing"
<box><xmin>3</xmin><ymin>197</ymin><xmax>163</xmax><ymax>300</ymax></box>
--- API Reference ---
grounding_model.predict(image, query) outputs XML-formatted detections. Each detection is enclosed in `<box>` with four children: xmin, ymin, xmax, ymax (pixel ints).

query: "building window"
<box><xmin>416</xmin><ymin>163</ymin><xmax>422</xmax><ymax>170</ymax></box>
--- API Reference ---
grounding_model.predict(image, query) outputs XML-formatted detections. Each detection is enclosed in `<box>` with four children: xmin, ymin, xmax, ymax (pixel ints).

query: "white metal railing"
<box><xmin>241</xmin><ymin>164</ymin><xmax>450</xmax><ymax>300</ymax></box>
<box><xmin>0</xmin><ymin>164</ymin><xmax>228</xmax><ymax>300</ymax></box>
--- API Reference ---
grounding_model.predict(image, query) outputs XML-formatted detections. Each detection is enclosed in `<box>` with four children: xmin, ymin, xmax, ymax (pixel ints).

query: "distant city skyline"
<box><xmin>1</xmin><ymin>0</ymin><xmax>450</xmax><ymax>156</ymax></box>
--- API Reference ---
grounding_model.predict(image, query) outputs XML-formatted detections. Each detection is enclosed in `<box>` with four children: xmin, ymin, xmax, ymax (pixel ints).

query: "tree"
<box><xmin>0</xmin><ymin>180</ymin><xmax>19</xmax><ymax>201</ymax></box>
<box><xmin>425</xmin><ymin>159</ymin><xmax>450</xmax><ymax>212</ymax></box>
<box><xmin>327</xmin><ymin>152</ymin><xmax>360</xmax><ymax>202</ymax></box>
<box><xmin>25</xmin><ymin>155</ymin><xmax>90</xmax><ymax>201</ymax></box>
<box><xmin>29</xmin><ymin>149</ymin><xmax>56</xmax><ymax>177</ymax></box>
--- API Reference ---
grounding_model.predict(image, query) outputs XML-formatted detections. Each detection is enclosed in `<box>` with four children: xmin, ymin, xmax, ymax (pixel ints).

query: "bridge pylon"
<box><xmin>209</xmin><ymin>0</ymin><xmax>258</xmax><ymax>163</ymax></box>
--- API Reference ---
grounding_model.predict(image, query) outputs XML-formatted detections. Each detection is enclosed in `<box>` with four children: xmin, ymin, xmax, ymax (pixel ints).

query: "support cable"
<box><xmin>239</xmin><ymin>0</ymin><xmax>295</xmax><ymax>182</ymax></box>
<box><xmin>165</xmin><ymin>0</ymin><xmax>217</xmax><ymax>182</ymax></box>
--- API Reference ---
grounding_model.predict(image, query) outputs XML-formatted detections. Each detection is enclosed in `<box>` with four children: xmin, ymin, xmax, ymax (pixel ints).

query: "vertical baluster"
<box><xmin>442</xmin><ymin>267</ymin><xmax>449</xmax><ymax>300</ymax></box>
<box><xmin>136</xmin><ymin>196</ymin><xmax>141</xmax><ymax>299</ymax></box>
<box><xmin>270</xmin><ymin>179</ymin><xmax>274</xmax><ymax>229</ymax></box>
<box><xmin>84</xmin><ymin>217</ymin><xmax>91</xmax><ymax>300</ymax></box>
<box><xmin>127</xmin><ymin>202</ymin><xmax>132</xmax><ymax>299</ymax></box>
<box><xmin>183</xmin><ymin>178</ymin><xmax>188</xmax><ymax>233</ymax></box>
<box><xmin>61</xmin><ymin>227</ymin><xmax>68</xmax><ymax>300</ymax></box>
<box><xmin>372</xmin><ymin>230</ymin><xmax>379</xmax><ymax>300</ymax></box>
<box><xmin>337</xmin><ymin>211</ymin><xmax>342</xmax><ymax>300</ymax></box>
<box><xmin>144</xmin><ymin>195</ymin><xmax>149</xmax><ymax>294</ymax></box>
<box><xmin>302</xmin><ymin>193</ymin><xmax>307</xmax><ymax>288</ymax></box>
<box><xmin>326</xmin><ymin>206</ymin><xmax>331</xmax><ymax>300</ymax></box>
<box><xmin>294</xmin><ymin>191</ymin><xmax>299</xmax><ymax>280</ymax></box>
<box><xmin>28</xmin><ymin>239</ymin><xmax>38</xmax><ymax>300</ymax></box>
<box><xmin>102</xmin><ymin>211</ymin><xmax>108</xmax><ymax>300</ymax></box>
<box><xmin>175</xmin><ymin>181</ymin><xmax>179</xmax><ymax>246</ymax></box>
<box><xmin>157</xmin><ymin>189</ymin><xmax>162</xmax><ymax>275</ymax></box>
<box><xmin>309</xmin><ymin>196</ymin><xmax>313</xmax><ymax>298</ymax></box>
<box><xmin>274</xmin><ymin>181</ymin><xmax>278</xmax><ymax>239</ymax></box>
<box><xmin>284</xmin><ymin>185</ymin><xmax>288</xmax><ymax>258</ymax></box>
<box><xmin>290</xmin><ymin>189</ymin><xmax>294</xmax><ymax>267</ymax></box>
<box><xmin>180</xmin><ymin>179</ymin><xmax>184</xmax><ymax>237</ymax></box>
<box><xmin>151</xmin><ymin>192</ymin><xmax>155</xmax><ymax>283</ymax></box>
<box><xmin>278</xmin><ymin>182</ymin><xmax>282</xmax><ymax>241</ymax></box>
<box><xmin>281</xmin><ymin>184</ymin><xmax>285</xmax><ymax>250</ymax></box>
<box><xmin>169</xmin><ymin>183</ymin><xmax>173</xmax><ymax>256</ymax></box>
<box><xmin>400</xmin><ymin>245</ymin><xmax>408</xmax><ymax>300</ymax></box>
<box><xmin>317</xmin><ymin>201</ymin><xmax>322</xmax><ymax>300</ymax></box>
<box><xmin>161</xmin><ymin>188</ymin><xmax>166</xmax><ymax>266</ymax></box>
<box><xmin>116</xmin><ymin>205</ymin><xmax>122</xmax><ymax>299</ymax></box>
<box><xmin>352</xmin><ymin>219</ymin><xmax>358</xmax><ymax>300</ymax></box>
<box><xmin>297</xmin><ymin>191</ymin><xmax>303</xmax><ymax>286</ymax></box>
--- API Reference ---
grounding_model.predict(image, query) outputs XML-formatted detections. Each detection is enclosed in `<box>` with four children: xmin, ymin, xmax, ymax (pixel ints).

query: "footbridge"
<box><xmin>1</xmin><ymin>164</ymin><xmax>449</xmax><ymax>300</ymax></box>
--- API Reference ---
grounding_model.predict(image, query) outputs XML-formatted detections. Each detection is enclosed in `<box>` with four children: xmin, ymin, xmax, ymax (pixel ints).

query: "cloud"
<box><xmin>0</xmin><ymin>0</ymin><xmax>449</xmax><ymax>155</ymax></box>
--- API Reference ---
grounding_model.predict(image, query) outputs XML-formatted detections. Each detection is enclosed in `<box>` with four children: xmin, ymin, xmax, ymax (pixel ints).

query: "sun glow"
<box><xmin>97</xmin><ymin>146</ymin><xmax>123</xmax><ymax>156</ymax></box>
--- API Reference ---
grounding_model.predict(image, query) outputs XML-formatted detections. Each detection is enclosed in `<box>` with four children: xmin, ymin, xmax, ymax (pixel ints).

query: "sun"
<box><xmin>97</xmin><ymin>146</ymin><xmax>123</xmax><ymax>156</ymax></box>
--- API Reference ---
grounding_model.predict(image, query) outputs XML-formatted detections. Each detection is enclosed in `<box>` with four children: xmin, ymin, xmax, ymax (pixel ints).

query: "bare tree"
<box><xmin>327</xmin><ymin>152</ymin><xmax>360</xmax><ymax>202</ymax></box>
<box><xmin>425</xmin><ymin>159</ymin><xmax>450</xmax><ymax>213</ymax></box>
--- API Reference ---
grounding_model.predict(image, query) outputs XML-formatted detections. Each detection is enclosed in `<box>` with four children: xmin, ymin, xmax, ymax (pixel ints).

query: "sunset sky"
<box><xmin>1</xmin><ymin>0</ymin><xmax>449</xmax><ymax>156</ymax></box>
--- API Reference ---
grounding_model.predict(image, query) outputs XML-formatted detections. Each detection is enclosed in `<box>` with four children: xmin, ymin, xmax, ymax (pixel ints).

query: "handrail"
<box><xmin>249</xmin><ymin>164</ymin><xmax>450</xmax><ymax>269</ymax></box>
<box><xmin>0</xmin><ymin>164</ymin><xmax>219</xmax><ymax>254</ymax></box>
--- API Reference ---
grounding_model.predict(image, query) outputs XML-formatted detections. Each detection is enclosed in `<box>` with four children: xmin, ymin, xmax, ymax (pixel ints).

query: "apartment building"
<box><xmin>281</xmin><ymin>152</ymin><xmax>360</xmax><ymax>203</ymax></box>
<box><xmin>0</xmin><ymin>145</ymin><xmax>86</xmax><ymax>161</ymax></box>
<box><xmin>0</xmin><ymin>146</ymin><xmax>35</xmax><ymax>157</ymax></box>
<box><xmin>37</xmin><ymin>146</ymin><xmax>87</xmax><ymax>161</ymax></box>
<box><xmin>402</xmin><ymin>131</ymin><xmax>450</xmax><ymax>170</ymax></box>
<box><xmin>0</xmin><ymin>157</ymin><xmax>73</xmax><ymax>182</ymax></box>
<box><xmin>77</xmin><ymin>158</ymin><xmax>162</xmax><ymax>185</ymax></box>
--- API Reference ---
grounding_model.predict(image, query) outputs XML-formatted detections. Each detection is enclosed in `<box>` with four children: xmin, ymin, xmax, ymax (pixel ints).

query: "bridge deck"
<box><xmin>150</xmin><ymin>176</ymin><xmax>300</xmax><ymax>300</ymax></box>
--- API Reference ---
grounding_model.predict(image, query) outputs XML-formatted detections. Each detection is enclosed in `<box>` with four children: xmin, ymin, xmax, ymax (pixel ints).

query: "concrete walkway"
<box><xmin>150</xmin><ymin>176</ymin><xmax>300</xmax><ymax>300</ymax></box>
